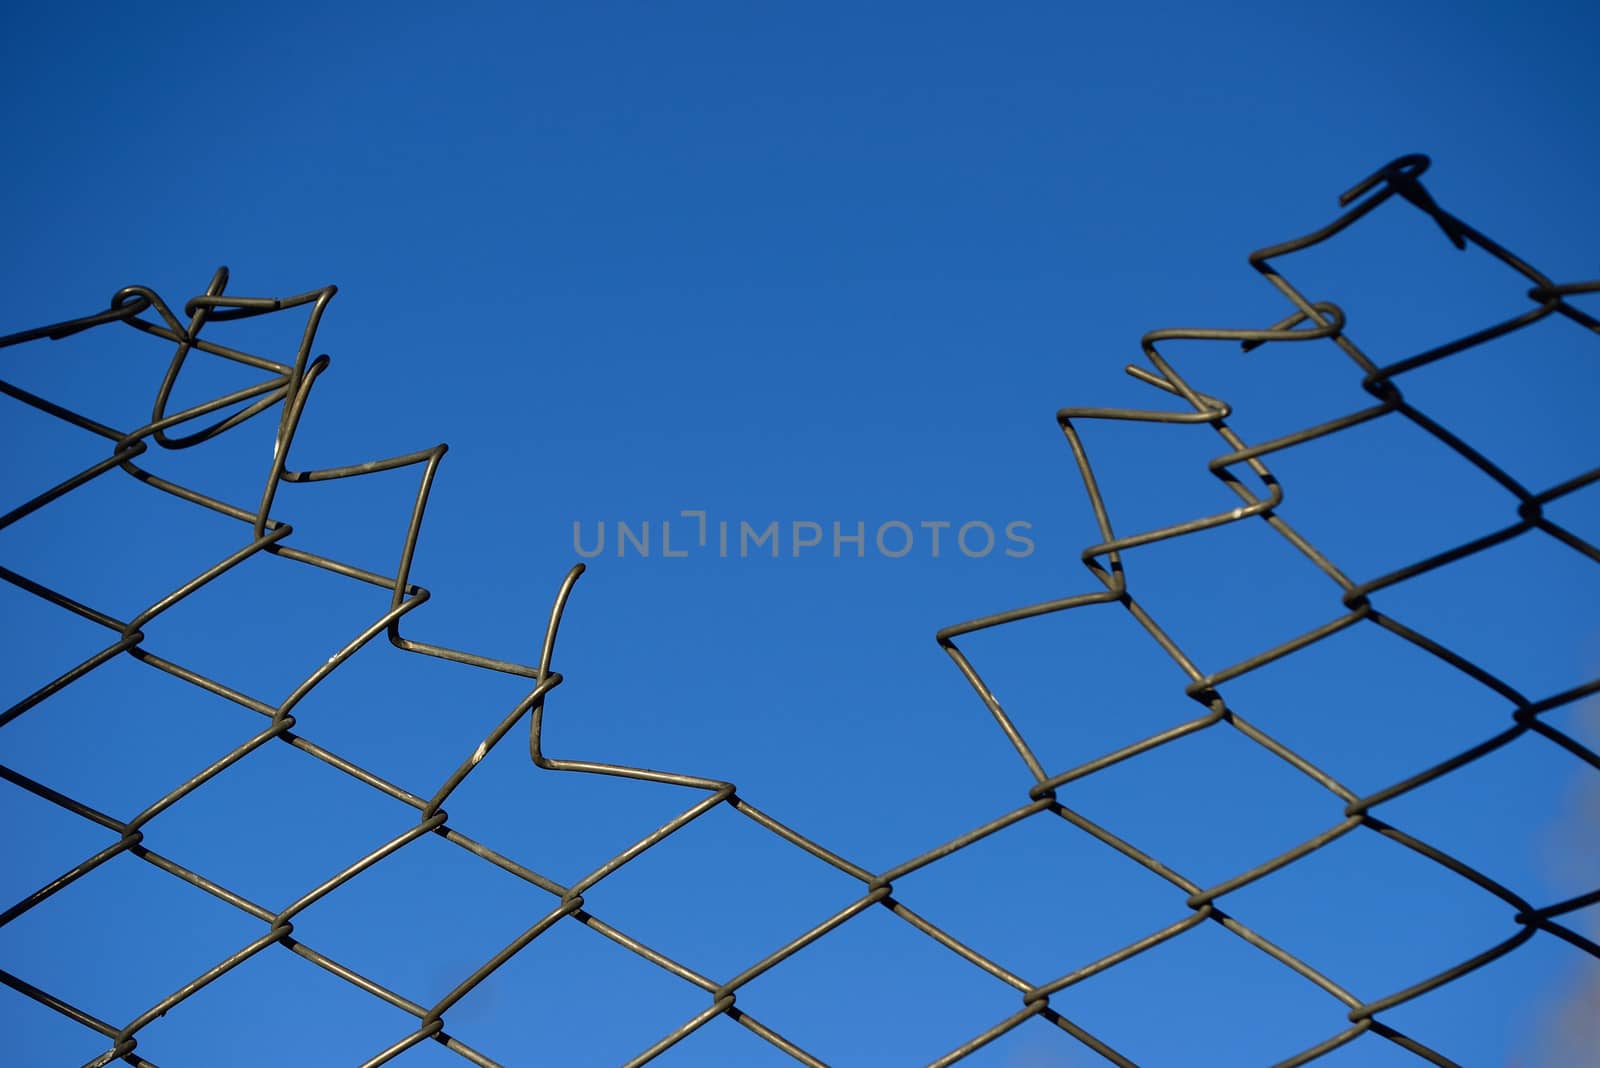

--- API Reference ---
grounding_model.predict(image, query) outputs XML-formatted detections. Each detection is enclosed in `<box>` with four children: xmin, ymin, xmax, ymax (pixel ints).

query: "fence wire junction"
<box><xmin>1</xmin><ymin>153</ymin><xmax>1598</xmax><ymax>1066</ymax></box>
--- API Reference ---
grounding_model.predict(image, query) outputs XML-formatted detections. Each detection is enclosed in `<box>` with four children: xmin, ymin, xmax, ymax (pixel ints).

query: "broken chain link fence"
<box><xmin>2</xmin><ymin>154</ymin><xmax>1597</xmax><ymax>1067</ymax></box>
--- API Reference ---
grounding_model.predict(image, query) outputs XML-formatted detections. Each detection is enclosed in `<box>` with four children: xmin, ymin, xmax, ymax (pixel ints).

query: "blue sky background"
<box><xmin>1</xmin><ymin>3</ymin><xmax>1597</xmax><ymax>1066</ymax></box>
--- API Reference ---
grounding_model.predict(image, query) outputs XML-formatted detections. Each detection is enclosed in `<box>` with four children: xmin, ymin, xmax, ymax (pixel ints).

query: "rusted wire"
<box><xmin>1</xmin><ymin>153</ymin><xmax>1595</xmax><ymax>1066</ymax></box>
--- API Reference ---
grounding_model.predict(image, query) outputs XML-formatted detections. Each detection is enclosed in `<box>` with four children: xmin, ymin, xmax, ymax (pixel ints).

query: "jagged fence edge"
<box><xmin>0</xmin><ymin>153</ymin><xmax>1597</xmax><ymax>1068</ymax></box>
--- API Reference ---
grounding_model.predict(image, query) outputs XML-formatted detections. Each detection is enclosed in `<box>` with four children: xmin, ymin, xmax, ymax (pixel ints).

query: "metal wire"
<box><xmin>2</xmin><ymin>153</ymin><xmax>1596</xmax><ymax>1067</ymax></box>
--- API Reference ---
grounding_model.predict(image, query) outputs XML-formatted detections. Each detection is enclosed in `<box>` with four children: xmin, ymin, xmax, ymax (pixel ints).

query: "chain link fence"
<box><xmin>1</xmin><ymin>154</ymin><xmax>1596</xmax><ymax>1066</ymax></box>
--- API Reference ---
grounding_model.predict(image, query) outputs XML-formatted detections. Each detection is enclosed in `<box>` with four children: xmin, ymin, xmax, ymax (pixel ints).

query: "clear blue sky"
<box><xmin>2</xmin><ymin>3</ymin><xmax>1597</xmax><ymax>1066</ymax></box>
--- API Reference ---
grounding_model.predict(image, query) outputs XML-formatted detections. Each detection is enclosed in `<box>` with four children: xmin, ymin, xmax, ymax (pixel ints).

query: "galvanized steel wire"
<box><xmin>1</xmin><ymin>154</ymin><xmax>1596</xmax><ymax>1066</ymax></box>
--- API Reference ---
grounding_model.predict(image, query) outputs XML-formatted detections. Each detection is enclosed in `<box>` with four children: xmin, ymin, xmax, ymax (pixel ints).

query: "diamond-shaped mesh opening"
<box><xmin>118</xmin><ymin>937</ymin><xmax>431</xmax><ymax>1068</ymax></box>
<box><xmin>136</xmin><ymin>548</ymin><xmax>412</xmax><ymax>705</ymax></box>
<box><xmin>0</xmin><ymin>776</ymin><xmax>119</xmax><ymax>919</ymax></box>
<box><xmin>0</xmin><ymin>652</ymin><xmax>268</xmax><ymax>818</ymax></box>
<box><xmin>1046</xmin><ymin>915</ymin><xmax>1347</xmax><ymax>1065</ymax></box>
<box><xmin>289</xmin><ymin>828</ymin><xmax>554</xmax><ymax>1011</ymax></box>
<box><xmin>1377</xmin><ymin>313</ymin><xmax>1599</xmax><ymax>493</ymax></box>
<box><xmin>886</xmin><ymin>808</ymin><xmax>1180</xmax><ymax>984</ymax></box>
<box><xmin>0</xmin><ymin>850</ymin><xmax>264</xmax><ymax>1031</ymax></box>
<box><xmin>0</xmin><ymin>457</ymin><xmax>250</xmax><ymax>619</ymax></box>
<box><xmin>0</xmin><ymin>576</ymin><xmax>131</xmax><ymax>714</ymax></box>
<box><xmin>728</xmin><ymin>900</ymin><xmax>1026</xmax><ymax>1067</ymax></box>
<box><xmin>1215</xmin><ymin>823</ymin><xmax>1515</xmax><ymax>998</ymax></box>
<box><xmin>1259</xmin><ymin>409</ymin><xmax>1516</xmax><ymax>584</ymax></box>
<box><xmin>945</xmin><ymin>598</ymin><xmax>1209</xmax><ymax>786</ymax></box>
<box><xmin>1370</xmin><ymin>527</ymin><xmax>1600</xmax><ymax>701</ymax></box>
<box><xmin>1109</xmin><ymin>512</ymin><xmax>1357</xmax><ymax>677</ymax></box>
<box><xmin>0</xmin><ymin>389</ymin><xmax>121</xmax><ymax>513</ymax></box>
<box><xmin>437</xmin><ymin>909</ymin><xmax>713</xmax><ymax>1067</ymax></box>
<box><xmin>578</xmin><ymin>802</ymin><xmax>866</xmax><ymax>983</ymax></box>
<box><xmin>1060</xmin><ymin>718</ymin><xmax>1342</xmax><ymax>889</ymax></box>
<box><xmin>1375</xmin><ymin>736</ymin><xmax>1595</xmax><ymax>903</ymax></box>
<box><xmin>1216</xmin><ymin>619</ymin><xmax>1512</xmax><ymax>795</ymax></box>
<box><xmin>136</xmin><ymin>734</ymin><xmax>424</xmax><ymax>907</ymax></box>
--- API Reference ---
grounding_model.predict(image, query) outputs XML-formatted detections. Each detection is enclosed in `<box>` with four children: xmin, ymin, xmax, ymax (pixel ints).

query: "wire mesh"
<box><xmin>1</xmin><ymin>153</ymin><xmax>1596</xmax><ymax>1067</ymax></box>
